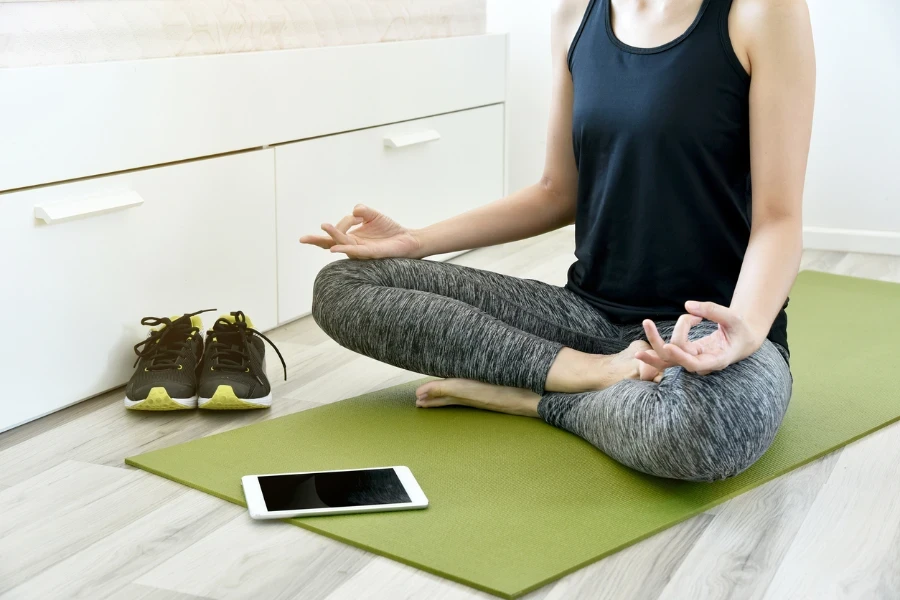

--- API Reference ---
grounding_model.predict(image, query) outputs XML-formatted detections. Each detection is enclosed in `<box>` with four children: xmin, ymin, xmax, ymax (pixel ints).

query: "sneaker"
<box><xmin>198</xmin><ymin>311</ymin><xmax>286</xmax><ymax>410</ymax></box>
<box><xmin>124</xmin><ymin>309</ymin><xmax>215</xmax><ymax>411</ymax></box>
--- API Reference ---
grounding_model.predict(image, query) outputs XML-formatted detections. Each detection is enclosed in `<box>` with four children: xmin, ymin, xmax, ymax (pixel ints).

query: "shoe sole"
<box><xmin>199</xmin><ymin>385</ymin><xmax>272</xmax><ymax>410</ymax></box>
<box><xmin>125</xmin><ymin>387</ymin><xmax>198</xmax><ymax>411</ymax></box>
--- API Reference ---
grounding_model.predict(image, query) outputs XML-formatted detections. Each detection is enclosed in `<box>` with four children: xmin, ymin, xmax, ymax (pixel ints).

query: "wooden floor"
<box><xmin>1</xmin><ymin>229</ymin><xmax>899</xmax><ymax>600</ymax></box>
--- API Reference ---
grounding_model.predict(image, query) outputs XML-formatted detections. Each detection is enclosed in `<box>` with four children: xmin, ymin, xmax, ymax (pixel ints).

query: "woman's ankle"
<box><xmin>544</xmin><ymin>349</ymin><xmax>613</xmax><ymax>393</ymax></box>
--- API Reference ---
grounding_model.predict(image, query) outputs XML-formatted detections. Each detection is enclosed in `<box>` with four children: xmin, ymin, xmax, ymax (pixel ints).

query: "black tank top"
<box><xmin>566</xmin><ymin>0</ymin><xmax>789</xmax><ymax>352</ymax></box>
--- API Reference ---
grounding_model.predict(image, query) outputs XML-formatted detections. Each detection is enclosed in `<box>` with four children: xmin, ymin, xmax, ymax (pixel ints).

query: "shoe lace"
<box><xmin>133</xmin><ymin>309</ymin><xmax>216</xmax><ymax>371</ymax></box>
<box><xmin>207</xmin><ymin>311</ymin><xmax>287</xmax><ymax>381</ymax></box>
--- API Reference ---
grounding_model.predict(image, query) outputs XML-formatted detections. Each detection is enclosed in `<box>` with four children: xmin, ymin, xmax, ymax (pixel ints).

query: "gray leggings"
<box><xmin>312</xmin><ymin>258</ymin><xmax>792</xmax><ymax>482</ymax></box>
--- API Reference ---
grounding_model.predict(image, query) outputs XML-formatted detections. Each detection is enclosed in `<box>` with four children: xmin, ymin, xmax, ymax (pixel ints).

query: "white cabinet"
<box><xmin>274</xmin><ymin>104</ymin><xmax>505</xmax><ymax>323</ymax></box>
<box><xmin>0</xmin><ymin>104</ymin><xmax>507</xmax><ymax>431</ymax></box>
<box><xmin>0</xmin><ymin>150</ymin><xmax>277</xmax><ymax>432</ymax></box>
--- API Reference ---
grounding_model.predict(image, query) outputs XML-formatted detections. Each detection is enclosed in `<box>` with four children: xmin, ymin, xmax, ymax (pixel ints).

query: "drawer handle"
<box><xmin>383</xmin><ymin>129</ymin><xmax>441</xmax><ymax>149</ymax></box>
<box><xmin>34</xmin><ymin>190</ymin><xmax>144</xmax><ymax>225</ymax></box>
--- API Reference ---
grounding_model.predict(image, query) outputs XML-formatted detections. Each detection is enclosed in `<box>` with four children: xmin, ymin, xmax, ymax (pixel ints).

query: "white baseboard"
<box><xmin>803</xmin><ymin>226</ymin><xmax>900</xmax><ymax>256</ymax></box>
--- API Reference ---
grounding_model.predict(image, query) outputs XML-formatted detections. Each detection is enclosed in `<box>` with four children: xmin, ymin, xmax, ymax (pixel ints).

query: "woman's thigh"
<box><xmin>313</xmin><ymin>258</ymin><xmax>623</xmax><ymax>353</ymax></box>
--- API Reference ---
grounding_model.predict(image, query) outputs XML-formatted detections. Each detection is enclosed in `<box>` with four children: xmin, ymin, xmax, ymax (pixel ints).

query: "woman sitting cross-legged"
<box><xmin>301</xmin><ymin>0</ymin><xmax>815</xmax><ymax>482</ymax></box>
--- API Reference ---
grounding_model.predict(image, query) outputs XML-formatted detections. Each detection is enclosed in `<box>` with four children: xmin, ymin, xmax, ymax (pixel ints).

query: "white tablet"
<box><xmin>241</xmin><ymin>466</ymin><xmax>428</xmax><ymax>519</ymax></box>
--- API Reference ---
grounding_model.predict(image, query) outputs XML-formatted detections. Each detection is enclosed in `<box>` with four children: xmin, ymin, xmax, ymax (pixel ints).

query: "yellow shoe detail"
<box><xmin>126</xmin><ymin>387</ymin><xmax>195</xmax><ymax>411</ymax></box>
<box><xmin>151</xmin><ymin>314</ymin><xmax>203</xmax><ymax>332</ymax></box>
<box><xmin>216</xmin><ymin>313</ymin><xmax>254</xmax><ymax>328</ymax></box>
<box><xmin>200</xmin><ymin>385</ymin><xmax>270</xmax><ymax>410</ymax></box>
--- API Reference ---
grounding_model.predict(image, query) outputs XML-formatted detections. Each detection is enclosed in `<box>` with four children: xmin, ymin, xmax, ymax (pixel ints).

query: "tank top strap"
<box><xmin>567</xmin><ymin>0</ymin><xmax>603</xmax><ymax>71</ymax></box>
<box><xmin>711</xmin><ymin>0</ymin><xmax>752</xmax><ymax>81</ymax></box>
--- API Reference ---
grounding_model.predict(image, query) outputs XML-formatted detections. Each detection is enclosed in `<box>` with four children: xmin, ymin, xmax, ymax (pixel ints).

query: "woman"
<box><xmin>301</xmin><ymin>0</ymin><xmax>815</xmax><ymax>482</ymax></box>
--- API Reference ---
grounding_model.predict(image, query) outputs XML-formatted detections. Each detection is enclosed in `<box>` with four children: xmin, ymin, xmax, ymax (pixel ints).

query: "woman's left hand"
<box><xmin>634</xmin><ymin>301</ymin><xmax>762</xmax><ymax>376</ymax></box>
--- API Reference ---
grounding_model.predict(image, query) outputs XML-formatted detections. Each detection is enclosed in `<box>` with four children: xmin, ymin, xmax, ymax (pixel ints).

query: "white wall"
<box><xmin>487</xmin><ymin>0</ymin><xmax>552</xmax><ymax>193</ymax></box>
<box><xmin>803</xmin><ymin>0</ymin><xmax>900</xmax><ymax>255</ymax></box>
<box><xmin>489</xmin><ymin>0</ymin><xmax>900</xmax><ymax>255</ymax></box>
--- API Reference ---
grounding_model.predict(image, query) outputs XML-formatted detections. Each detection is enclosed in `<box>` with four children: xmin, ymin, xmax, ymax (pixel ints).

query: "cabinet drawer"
<box><xmin>275</xmin><ymin>104</ymin><xmax>505</xmax><ymax>323</ymax></box>
<box><xmin>0</xmin><ymin>150</ymin><xmax>277</xmax><ymax>431</ymax></box>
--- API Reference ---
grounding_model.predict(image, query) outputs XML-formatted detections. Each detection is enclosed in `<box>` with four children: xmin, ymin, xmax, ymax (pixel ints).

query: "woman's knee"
<box><xmin>625</xmin><ymin>423</ymin><xmax>753</xmax><ymax>482</ymax></box>
<box><xmin>313</xmin><ymin>258</ymin><xmax>362</xmax><ymax>291</ymax></box>
<box><xmin>545</xmin><ymin>384</ymin><xmax>753</xmax><ymax>482</ymax></box>
<box><xmin>650</xmin><ymin>386</ymin><xmax>783</xmax><ymax>482</ymax></box>
<box><xmin>311</xmin><ymin>259</ymin><xmax>369</xmax><ymax>331</ymax></box>
<box><xmin>311</xmin><ymin>257</ymin><xmax>414</xmax><ymax>340</ymax></box>
<box><xmin>662</xmin><ymin>421</ymin><xmax>760</xmax><ymax>482</ymax></box>
<box><xmin>312</xmin><ymin>257</ymin><xmax>411</xmax><ymax>296</ymax></box>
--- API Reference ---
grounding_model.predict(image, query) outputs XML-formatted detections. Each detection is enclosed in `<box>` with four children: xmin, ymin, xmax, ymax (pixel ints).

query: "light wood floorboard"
<box><xmin>116</xmin><ymin>585</ymin><xmax>216</xmax><ymax>600</ymax></box>
<box><xmin>760</xmin><ymin>425</ymin><xmax>900</xmax><ymax>599</ymax></box>
<box><xmin>135</xmin><ymin>511</ymin><xmax>374</xmax><ymax>600</ymax></box>
<box><xmin>322</xmin><ymin>557</ymin><xmax>510</xmax><ymax>600</ymax></box>
<box><xmin>0</xmin><ymin>393</ymin><xmax>323</xmax><ymax>488</ymax></box>
<box><xmin>1</xmin><ymin>230</ymin><xmax>898</xmax><ymax>599</ymax></box>
<box><xmin>657</xmin><ymin>451</ymin><xmax>841</xmax><ymax>600</ymax></box>
<box><xmin>0</xmin><ymin>461</ymin><xmax>188</xmax><ymax>595</ymax></box>
<box><xmin>539</xmin><ymin>513</ymin><xmax>712</xmax><ymax>600</ymax></box>
<box><xmin>3</xmin><ymin>480</ymin><xmax>238</xmax><ymax>599</ymax></box>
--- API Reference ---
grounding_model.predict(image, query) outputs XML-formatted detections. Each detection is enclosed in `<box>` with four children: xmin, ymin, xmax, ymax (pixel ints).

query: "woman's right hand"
<box><xmin>299</xmin><ymin>204</ymin><xmax>424</xmax><ymax>259</ymax></box>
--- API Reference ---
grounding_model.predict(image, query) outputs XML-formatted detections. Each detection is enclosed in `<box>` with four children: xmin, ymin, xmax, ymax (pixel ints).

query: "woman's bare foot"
<box><xmin>414</xmin><ymin>342</ymin><xmax>663</xmax><ymax>416</ymax></box>
<box><xmin>593</xmin><ymin>340</ymin><xmax>664</xmax><ymax>385</ymax></box>
<box><xmin>545</xmin><ymin>340</ymin><xmax>662</xmax><ymax>393</ymax></box>
<box><xmin>415</xmin><ymin>379</ymin><xmax>541</xmax><ymax>417</ymax></box>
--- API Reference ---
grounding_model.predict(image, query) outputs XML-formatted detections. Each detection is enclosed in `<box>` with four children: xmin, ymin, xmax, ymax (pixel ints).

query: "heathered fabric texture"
<box><xmin>312</xmin><ymin>258</ymin><xmax>791</xmax><ymax>482</ymax></box>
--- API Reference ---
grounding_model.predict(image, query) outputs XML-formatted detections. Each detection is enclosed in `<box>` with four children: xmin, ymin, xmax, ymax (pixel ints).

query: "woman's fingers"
<box><xmin>685</xmin><ymin>300</ymin><xmax>735</xmax><ymax>326</ymax></box>
<box><xmin>642</xmin><ymin>320</ymin><xmax>667</xmax><ymax>355</ymax></box>
<box><xmin>301</xmin><ymin>211</ymin><xmax>363</xmax><ymax>249</ymax></box>
<box><xmin>664</xmin><ymin>343</ymin><xmax>722</xmax><ymax>375</ymax></box>
<box><xmin>642</xmin><ymin>315</ymin><xmax>734</xmax><ymax>376</ymax></box>
<box><xmin>321</xmin><ymin>223</ymin><xmax>354</xmax><ymax>246</ymax></box>
<box><xmin>298</xmin><ymin>235</ymin><xmax>336</xmax><ymax>249</ymax></box>
<box><xmin>330</xmin><ymin>244</ymin><xmax>374</xmax><ymax>259</ymax></box>
<box><xmin>635</xmin><ymin>349</ymin><xmax>669</xmax><ymax>371</ymax></box>
<box><xmin>671</xmin><ymin>314</ymin><xmax>691</xmax><ymax>347</ymax></box>
<box><xmin>637</xmin><ymin>354</ymin><xmax>664</xmax><ymax>382</ymax></box>
<box><xmin>352</xmin><ymin>204</ymin><xmax>380</xmax><ymax>222</ymax></box>
<box><xmin>661</xmin><ymin>343</ymin><xmax>702</xmax><ymax>372</ymax></box>
<box><xmin>671</xmin><ymin>314</ymin><xmax>702</xmax><ymax>353</ymax></box>
<box><xmin>335</xmin><ymin>215</ymin><xmax>364</xmax><ymax>233</ymax></box>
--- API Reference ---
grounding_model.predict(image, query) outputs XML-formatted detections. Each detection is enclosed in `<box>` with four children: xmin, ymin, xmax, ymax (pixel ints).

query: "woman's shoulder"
<box><xmin>552</xmin><ymin>0</ymin><xmax>592</xmax><ymax>51</ymax></box>
<box><xmin>552</xmin><ymin>0</ymin><xmax>591</xmax><ymax>21</ymax></box>
<box><xmin>552</xmin><ymin>0</ymin><xmax>592</xmax><ymax>30</ymax></box>
<box><xmin>729</xmin><ymin>0</ymin><xmax>812</xmax><ymax>73</ymax></box>
<box><xmin>730</xmin><ymin>0</ymin><xmax>811</xmax><ymax>36</ymax></box>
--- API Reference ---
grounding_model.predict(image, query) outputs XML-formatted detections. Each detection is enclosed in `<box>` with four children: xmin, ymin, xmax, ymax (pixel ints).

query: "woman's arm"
<box><xmin>637</xmin><ymin>0</ymin><xmax>815</xmax><ymax>374</ymax></box>
<box><xmin>411</xmin><ymin>179</ymin><xmax>574</xmax><ymax>259</ymax></box>
<box><xmin>413</xmin><ymin>3</ymin><xmax>585</xmax><ymax>257</ymax></box>
<box><xmin>728</xmin><ymin>0</ymin><xmax>815</xmax><ymax>344</ymax></box>
<box><xmin>303</xmin><ymin>1</ymin><xmax>585</xmax><ymax>260</ymax></box>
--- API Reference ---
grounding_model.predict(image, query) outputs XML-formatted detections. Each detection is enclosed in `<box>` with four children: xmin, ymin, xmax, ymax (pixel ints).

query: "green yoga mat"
<box><xmin>126</xmin><ymin>271</ymin><xmax>900</xmax><ymax>598</ymax></box>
